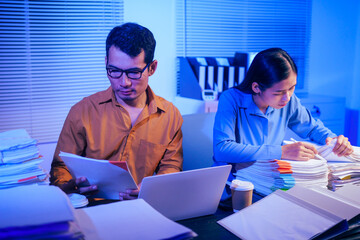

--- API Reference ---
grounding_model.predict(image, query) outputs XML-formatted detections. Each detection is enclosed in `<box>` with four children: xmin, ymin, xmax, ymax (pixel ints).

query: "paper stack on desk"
<box><xmin>0</xmin><ymin>185</ymin><xmax>84</xmax><ymax>239</ymax></box>
<box><xmin>235</xmin><ymin>156</ymin><xmax>329</xmax><ymax>196</ymax></box>
<box><xmin>0</xmin><ymin>185</ymin><xmax>197</xmax><ymax>240</ymax></box>
<box><xmin>234</xmin><ymin>160</ymin><xmax>295</xmax><ymax>196</ymax></box>
<box><xmin>0</xmin><ymin>129</ymin><xmax>48</xmax><ymax>189</ymax></box>
<box><xmin>314</xmin><ymin>139</ymin><xmax>360</xmax><ymax>190</ymax></box>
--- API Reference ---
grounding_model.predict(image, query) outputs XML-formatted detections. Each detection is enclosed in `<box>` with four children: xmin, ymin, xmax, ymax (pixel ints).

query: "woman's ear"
<box><xmin>148</xmin><ymin>60</ymin><xmax>158</xmax><ymax>76</ymax></box>
<box><xmin>252</xmin><ymin>82</ymin><xmax>261</xmax><ymax>94</ymax></box>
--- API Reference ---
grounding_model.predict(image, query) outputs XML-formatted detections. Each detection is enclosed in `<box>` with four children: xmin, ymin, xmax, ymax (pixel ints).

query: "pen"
<box><xmin>290</xmin><ymin>138</ymin><xmax>325</xmax><ymax>161</ymax></box>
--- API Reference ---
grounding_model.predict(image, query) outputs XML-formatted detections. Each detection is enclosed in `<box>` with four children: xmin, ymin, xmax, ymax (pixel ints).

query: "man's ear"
<box><xmin>105</xmin><ymin>56</ymin><xmax>107</xmax><ymax>66</ymax></box>
<box><xmin>252</xmin><ymin>82</ymin><xmax>261</xmax><ymax>94</ymax></box>
<box><xmin>148</xmin><ymin>60</ymin><xmax>158</xmax><ymax>76</ymax></box>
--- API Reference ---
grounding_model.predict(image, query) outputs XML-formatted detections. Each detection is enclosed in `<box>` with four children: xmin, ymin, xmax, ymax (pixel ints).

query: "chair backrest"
<box><xmin>181</xmin><ymin>112</ymin><xmax>216</xmax><ymax>171</ymax></box>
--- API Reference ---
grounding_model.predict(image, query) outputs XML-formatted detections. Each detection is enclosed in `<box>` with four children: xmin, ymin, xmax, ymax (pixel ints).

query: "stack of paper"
<box><xmin>328</xmin><ymin>163</ymin><xmax>360</xmax><ymax>190</ymax></box>
<box><xmin>281</xmin><ymin>157</ymin><xmax>329</xmax><ymax>189</ymax></box>
<box><xmin>235</xmin><ymin>157</ymin><xmax>329</xmax><ymax>196</ymax></box>
<box><xmin>0</xmin><ymin>129</ymin><xmax>48</xmax><ymax>189</ymax></box>
<box><xmin>0</xmin><ymin>185</ymin><xmax>84</xmax><ymax>239</ymax></box>
<box><xmin>313</xmin><ymin>139</ymin><xmax>360</xmax><ymax>191</ymax></box>
<box><xmin>234</xmin><ymin>160</ymin><xmax>295</xmax><ymax>196</ymax></box>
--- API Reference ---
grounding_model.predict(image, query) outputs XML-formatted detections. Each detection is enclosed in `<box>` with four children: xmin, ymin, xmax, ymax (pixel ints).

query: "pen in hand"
<box><xmin>289</xmin><ymin>138</ymin><xmax>325</xmax><ymax>161</ymax></box>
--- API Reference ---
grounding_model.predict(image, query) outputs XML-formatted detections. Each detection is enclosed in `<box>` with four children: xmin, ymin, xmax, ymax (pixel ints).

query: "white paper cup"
<box><xmin>230</xmin><ymin>180</ymin><xmax>254</xmax><ymax>212</ymax></box>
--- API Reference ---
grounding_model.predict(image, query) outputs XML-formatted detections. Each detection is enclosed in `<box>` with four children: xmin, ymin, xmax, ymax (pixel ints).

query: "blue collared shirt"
<box><xmin>213</xmin><ymin>88</ymin><xmax>336</xmax><ymax>164</ymax></box>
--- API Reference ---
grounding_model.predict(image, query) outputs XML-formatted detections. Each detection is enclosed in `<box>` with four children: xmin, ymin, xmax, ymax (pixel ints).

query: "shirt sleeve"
<box><xmin>156</xmin><ymin>109</ymin><xmax>183</xmax><ymax>175</ymax></box>
<box><xmin>50</xmin><ymin>104</ymin><xmax>87</xmax><ymax>186</ymax></box>
<box><xmin>213</xmin><ymin>91</ymin><xmax>282</xmax><ymax>164</ymax></box>
<box><xmin>287</xmin><ymin>95</ymin><xmax>336</xmax><ymax>144</ymax></box>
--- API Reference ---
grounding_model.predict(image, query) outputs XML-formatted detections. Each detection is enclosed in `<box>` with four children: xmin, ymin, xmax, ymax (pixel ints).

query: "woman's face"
<box><xmin>252</xmin><ymin>71</ymin><xmax>297</xmax><ymax>113</ymax></box>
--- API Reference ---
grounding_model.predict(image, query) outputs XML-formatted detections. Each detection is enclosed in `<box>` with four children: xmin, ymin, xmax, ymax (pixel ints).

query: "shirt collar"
<box><xmin>98</xmin><ymin>86</ymin><xmax>165</xmax><ymax>113</ymax></box>
<box><xmin>146</xmin><ymin>86</ymin><xmax>166</xmax><ymax>114</ymax></box>
<box><xmin>240</xmin><ymin>91</ymin><xmax>275</xmax><ymax>116</ymax></box>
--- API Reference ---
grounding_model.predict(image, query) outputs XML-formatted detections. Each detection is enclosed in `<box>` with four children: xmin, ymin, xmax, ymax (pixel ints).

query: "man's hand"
<box><xmin>326</xmin><ymin>135</ymin><xmax>353</xmax><ymax>157</ymax></box>
<box><xmin>119</xmin><ymin>183</ymin><xmax>141</xmax><ymax>201</ymax></box>
<box><xmin>281</xmin><ymin>142</ymin><xmax>318</xmax><ymax>161</ymax></box>
<box><xmin>58</xmin><ymin>176</ymin><xmax>98</xmax><ymax>195</ymax></box>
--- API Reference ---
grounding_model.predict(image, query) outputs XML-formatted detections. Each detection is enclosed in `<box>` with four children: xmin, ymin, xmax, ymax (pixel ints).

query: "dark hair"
<box><xmin>236</xmin><ymin>48</ymin><xmax>297</xmax><ymax>94</ymax></box>
<box><xmin>106</xmin><ymin>22</ymin><xmax>156</xmax><ymax>64</ymax></box>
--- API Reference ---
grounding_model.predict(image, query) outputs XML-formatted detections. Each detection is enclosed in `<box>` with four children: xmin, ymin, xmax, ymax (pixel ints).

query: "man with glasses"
<box><xmin>50</xmin><ymin>23</ymin><xmax>183</xmax><ymax>200</ymax></box>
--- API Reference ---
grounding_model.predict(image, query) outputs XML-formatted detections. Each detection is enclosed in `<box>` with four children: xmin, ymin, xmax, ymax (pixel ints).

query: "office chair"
<box><xmin>181</xmin><ymin>112</ymin><xmax>216</xmax><ymax>171</ymax></box>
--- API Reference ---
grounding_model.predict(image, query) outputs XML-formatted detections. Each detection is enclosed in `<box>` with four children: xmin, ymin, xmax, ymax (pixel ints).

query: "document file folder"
<box><xmin>228</xmin><ymin>66</ymin><xmax>235</xmax><ymax>88</ymax></box>
<box><xmin>196</xmin><ymin>57</ymin><xmax>207</xmax><ymax>90</ymax></box>
<box><xmin>215</xmin><ymin>57</ymin><xmax>229</xmax><ymax>93</ymax></box>
<box><xmin>207</xmin><ymin>66</ymin><xmax>214</xmax><ymax>90</ymax></box>
<box><xmin>198</xmin><ymin>66</ymin><xmax>206</xmax><ymax>90</ymax></box>
<box><xmin>218</xmin><ymin>188</ymin><xmax>350</xmax><ymax>240</ymax></box>
<box><xmin>217</xmin><ymin>67</ymin><xmax>224</xmax><ymax>92</ymax></box>
<box><xmin>238</xmin><ymin>66</ymin><xmax>245</xmax><ymax>85</ymax></box>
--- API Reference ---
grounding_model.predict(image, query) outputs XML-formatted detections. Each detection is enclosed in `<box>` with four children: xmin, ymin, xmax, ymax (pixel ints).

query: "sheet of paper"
<box><xmin>0</xmin><ymin>185</ymin><xmax>74</xmax><ymax>229</ymax></box>
<box><xmin>59</xmin><ymin>152</ymin><xmax>137</xmax><ymax>199</ymax></box>
<box><xmin>75</xmin><ymin>199</ymin><xmax>197</xmax><ymax>240</ymax></box>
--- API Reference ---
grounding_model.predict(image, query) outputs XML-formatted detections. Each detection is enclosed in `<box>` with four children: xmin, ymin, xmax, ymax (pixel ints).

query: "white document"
<box><xmin>218</xmin><ymin>190</ymin><xmax>348</xmax><ymax>240</ymax></box>
<box><xmin>0</xmin><ymin>185</ymin><xmax>74</xmax><ymax>229</ymax></box>
<box><xmin>59</xmin><ymin>152</ymin><xmax>137</xmax><ymax>199</ymax></box>
<box><xmin>75</xmin><ymin>199</ymin><xmax>197</xmax><ymax>240</ymax></box>
<box><xmin>0</xmin><ymin>129</ymin><xmax>35</xmax><ymax>151</ymax></box>
<box><xmin>0</xmin><ymin>129</ymin><xmax>39</xmax><ymax>163</ymax></box>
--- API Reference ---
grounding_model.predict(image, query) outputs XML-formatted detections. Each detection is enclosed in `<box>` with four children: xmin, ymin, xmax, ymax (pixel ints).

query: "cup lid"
<box><xmin>230</xmin><ymin>179</ymin><xmax>254</xmax><ymax>191</ymax></box>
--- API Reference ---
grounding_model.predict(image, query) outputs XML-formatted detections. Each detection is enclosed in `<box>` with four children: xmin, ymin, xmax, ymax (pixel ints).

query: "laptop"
<box><xmin>138</xmin><ymin>165</ymin><xmax>231</xmax><ymax>221</ymax></box>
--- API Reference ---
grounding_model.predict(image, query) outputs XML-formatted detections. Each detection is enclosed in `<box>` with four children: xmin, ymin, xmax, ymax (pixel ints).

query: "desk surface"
<box><xmin>87</xmin><ymin>193</ymin><xmax>360</xmax><ymax>240</ymax></box>
<box><xmin>177</xmin><ymin>207</ymin><xmax>236</xmax><ymax>240</ymax></box>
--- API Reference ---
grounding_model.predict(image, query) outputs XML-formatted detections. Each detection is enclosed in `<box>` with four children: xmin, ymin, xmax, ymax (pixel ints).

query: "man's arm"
<box><xmin>156</xmin><ymin>126</ymin><xmax>183</xmax><ymax>175</ymax></box>
<box><xmin>50</xmin><ymin>105</ymin><xmax>97</xmax><ymax>194</ymax></box>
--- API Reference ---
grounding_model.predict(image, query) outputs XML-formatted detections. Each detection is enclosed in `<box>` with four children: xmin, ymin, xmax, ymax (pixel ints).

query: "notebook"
<box><xmin>138</xmin><ymin>165</ymin><xmax>231</xmax><ymax>221</ymax></box>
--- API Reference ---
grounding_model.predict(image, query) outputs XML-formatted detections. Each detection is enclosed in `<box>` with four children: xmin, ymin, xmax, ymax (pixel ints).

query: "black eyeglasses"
<box><xmin>106</xmin><ymin>63</ymin><xmax>150</xmax><ymax>80</ymax></box>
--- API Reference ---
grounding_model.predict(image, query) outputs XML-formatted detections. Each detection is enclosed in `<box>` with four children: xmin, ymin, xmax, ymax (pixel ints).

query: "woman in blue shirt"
<box><xmin>213</xmin><ymin>48</ymin><xmax>353</xmax><ymax>198</ymax></box>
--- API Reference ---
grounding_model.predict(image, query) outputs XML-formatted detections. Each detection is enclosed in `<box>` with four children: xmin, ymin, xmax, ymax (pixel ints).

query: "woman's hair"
<box><xmin>236</xmin><ymin>48</ymin><xmax>297</xmax><ymax>94</ymax></box>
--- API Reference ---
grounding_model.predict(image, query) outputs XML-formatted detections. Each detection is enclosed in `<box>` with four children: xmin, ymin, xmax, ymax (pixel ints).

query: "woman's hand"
<box><xmin>281</xmin><ymin>142</ymin><xmax>318</xmax><ymax>161</ymax></box>
<box><xmin>326</xmin><ymin>135</ymin><xmax>353</xmax><ymax>157</ymax></box>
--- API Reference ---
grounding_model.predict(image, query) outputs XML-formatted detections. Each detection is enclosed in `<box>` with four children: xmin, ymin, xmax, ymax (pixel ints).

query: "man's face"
<box><xmin>106</xmin><ymin>45</ymin><xmax>155</xmax><ymax>106</ymax></box>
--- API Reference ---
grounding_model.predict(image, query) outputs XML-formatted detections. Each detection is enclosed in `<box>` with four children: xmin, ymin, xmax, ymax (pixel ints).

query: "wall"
<box><xmin>309</xmin><ymin>0</ymin><xmax>360</xmax><ymax>143</ymax></box>
<box><xmin>124</xmin><ymin>0</ymin><xmax>177</xmax><ymax>102</ymax></box>
<box><xmin>124</xmin><ymin>1</ymin><xmax>360</xmax><ymax>139</ymax></box>
<box><xmin>308</xmin><ymin>0</ymin><xmax>360</xmax><ymax>108</ymax></box>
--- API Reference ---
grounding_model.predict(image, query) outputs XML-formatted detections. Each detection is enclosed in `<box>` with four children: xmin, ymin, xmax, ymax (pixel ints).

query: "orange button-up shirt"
<box><xmin>50</xmin><ymin>86</ymin><xmax>183</xmax><ymax>186</ymax></box>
